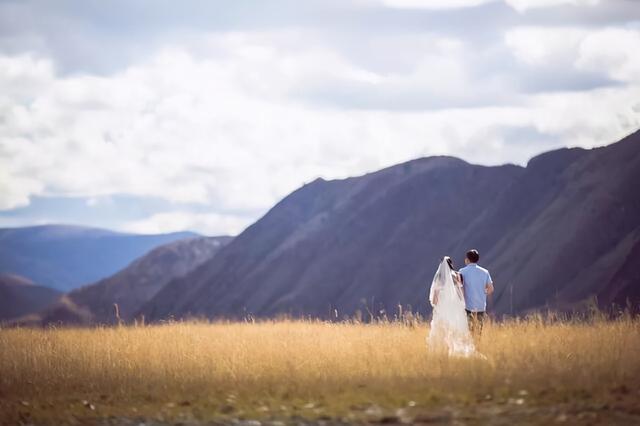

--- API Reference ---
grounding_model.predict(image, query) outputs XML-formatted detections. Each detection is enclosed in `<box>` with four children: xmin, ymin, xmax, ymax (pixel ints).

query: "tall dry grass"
<box><xmin>1</xmin><ymin>317</ymin><xmax>639</xmax><ymax>407</ymax></box>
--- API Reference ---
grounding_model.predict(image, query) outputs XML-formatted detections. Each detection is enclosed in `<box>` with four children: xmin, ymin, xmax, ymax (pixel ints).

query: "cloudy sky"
<box><xmin>0</xmin><ymin>0</ymin><xmax>639</xmax><ymax>236</ymax></box>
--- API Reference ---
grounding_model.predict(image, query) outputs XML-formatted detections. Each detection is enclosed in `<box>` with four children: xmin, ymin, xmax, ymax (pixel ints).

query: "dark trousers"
<box><xmin>466</xmin><ymin>310</ymin><xmax>486</xmax><ymax>335</ymax></box>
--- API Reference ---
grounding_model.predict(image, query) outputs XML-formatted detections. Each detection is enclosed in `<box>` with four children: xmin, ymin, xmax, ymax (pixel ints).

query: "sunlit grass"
<box><xmin>1</xmin><ymin>316</ymin><xmax>639</xmax><ymax>424</ymax></box>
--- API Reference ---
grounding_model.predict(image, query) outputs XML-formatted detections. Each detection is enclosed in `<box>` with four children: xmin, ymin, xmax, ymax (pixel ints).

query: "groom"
<box><xmin>459</xmin><ymin>249</ymin><xmax>494</xmax><ymax>335</ymax></box>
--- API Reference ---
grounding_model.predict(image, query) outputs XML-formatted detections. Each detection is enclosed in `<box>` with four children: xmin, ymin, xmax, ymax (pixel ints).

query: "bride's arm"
<box><xmin>454</xmin><ymin>272</ymin><xmax>464</xmax><ymax>300</ymax></box>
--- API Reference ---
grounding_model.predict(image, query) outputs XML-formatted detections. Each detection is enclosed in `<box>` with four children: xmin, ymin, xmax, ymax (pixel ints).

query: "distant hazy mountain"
<box><xmin>141</xmin><ymin>130</ymin><xmax>640</xmax><ymax>320</ymax></box>
<box><xmin>31</xmin><ymin>236</ymin><xmax>231</xmax><ymax>326</ymax></box>
<box><xmin>0</xmin><ymin>225</ymin><xmax>198</xmax><ymax>291</ymax></box>
<box><xmin>0</xmin><ymin>274</ymin><xmax>61</xmax><ymax>321</ymax></box>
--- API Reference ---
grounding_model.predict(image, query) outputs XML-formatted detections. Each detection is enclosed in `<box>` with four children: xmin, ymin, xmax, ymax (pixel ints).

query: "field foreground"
<box><xmin>1</xmin><ymin>318</ymin><xmax>639</xmax><ymax>425</ymax></box>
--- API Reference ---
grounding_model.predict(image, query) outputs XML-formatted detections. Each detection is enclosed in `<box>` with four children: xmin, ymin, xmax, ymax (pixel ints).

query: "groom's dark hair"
<box><xmin>466</xmin><ymin>249</ymin><xmax>480</xmax><ymax>263</ymax></box>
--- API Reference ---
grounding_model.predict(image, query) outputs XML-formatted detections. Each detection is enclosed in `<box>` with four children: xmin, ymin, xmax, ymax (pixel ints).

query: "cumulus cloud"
<box><xmin>381</xmin><ymin>0</ymin><xmax>601</xmax><ymax>12</ymax></box>
<box><xmin>380</xmin><ymin>0</ymin><xmax>495</xmax><ymax>9</ymax></box>
<box><xmin>576</xmin><ymin>28</ymin><xmax>640</xmax><ymax>83</ymax></box>
<box><xmin>505</xmin><ymin>27</ymin><xmax>588</xmax><ymax>66</ymax></box>
<box><xmin>505</xmin><ymin>0</ymin><xmax>599</xmax><ymax>13</ymax></box>
<box><xmin>0</xmin><ymin>1</ymin><xmax>639</xmax><ymax>234</ymax></box>
<box><xmin>505</xmin><ymin>26</ymin><xmax>640</xmax><ymax>76</ymax></box>
<box><xmin>0</xmin><ymin>171</ymin><xmax>43</xmax><ymax>210</ymax></box>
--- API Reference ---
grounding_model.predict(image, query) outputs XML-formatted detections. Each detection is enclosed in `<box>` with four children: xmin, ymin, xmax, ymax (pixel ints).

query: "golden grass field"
<box><xmin>1</xmin><ymin>316</ymin><xmax>639</xmax><ymax>425</ymax></box>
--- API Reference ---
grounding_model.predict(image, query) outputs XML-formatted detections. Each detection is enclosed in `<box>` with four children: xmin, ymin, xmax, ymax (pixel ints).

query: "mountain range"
<box><xmin>139</xmin><ymin>130</ymin><xmax>640</xmax><ymax>320</ymax></box>
<box><xmin>0</xmin><ymin>225</ymin><xmax>197</xmax><ymax>291</ymax></box>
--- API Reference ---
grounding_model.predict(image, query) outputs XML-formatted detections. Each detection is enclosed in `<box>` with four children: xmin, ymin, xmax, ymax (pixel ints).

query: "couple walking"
<box><xmin>427</xmin><ymin>249</ymin><xmax>494</xmax><ymax>357</ymax></box>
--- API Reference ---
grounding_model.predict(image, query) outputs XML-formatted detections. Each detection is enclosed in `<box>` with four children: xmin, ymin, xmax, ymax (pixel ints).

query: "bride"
<box><xmin>427</xmin><ymin>256</ymin><xmax>475</xmax><ymax>357</ymax></box>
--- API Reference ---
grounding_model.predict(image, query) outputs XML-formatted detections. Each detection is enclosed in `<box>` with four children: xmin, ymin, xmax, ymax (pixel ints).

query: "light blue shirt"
<box><xmin>460</xmin><ymin>263</ymin><xmax>492</xmax><ymax>312</ymax></box>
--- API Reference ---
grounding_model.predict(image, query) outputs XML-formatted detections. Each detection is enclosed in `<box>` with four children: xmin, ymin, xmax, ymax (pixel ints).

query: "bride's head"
<box><xmin>443</xmin><ymin>256</ymin><xmax>454</xmax><ymax>270</ymax></box>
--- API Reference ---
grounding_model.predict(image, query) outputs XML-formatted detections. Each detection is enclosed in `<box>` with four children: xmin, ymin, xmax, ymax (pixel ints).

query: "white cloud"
<box><xmin>1</xmin><ymin>16</ymin><xmax>639</xmax><ymax>234</ymax></box>
<box><xmin>576</xmin><ymin>28</ymin><xmax>640</xmax><ymax>83</ymax></box>
<box><xmin>380</xmin><ymin>0</ymin><xmax>599</xmax><ymax>11</ymax></box>
<box><xmin>505</xmin><ymin>27</ymin><xmax>588</xmax><ymax>66</ymax></box>
<box><xmin>0</xmin><ymin>53</ymin><xmax>53</xmax><ymax>101</ymax></box>
<box><xmin>505</xmin><ymin>26</ymin><xmax>640</xmax><ymax>83</ymax></box>
<box><xmin>0</xmin><ymin>169</ymin><xmax>44</xmax><ymax>210</ymax></box>
<box><xmin>505</xmin><ymin>0</ymin><xmax>599</xmax><ymax>13</ymax></box>
<box><xmin>121</xmin><ymin>211</ymin><xmax>253</xmax><ymax>236</ymax></box>
<box><xmin>0</xmin><ymin>33</ymin><xmax>508</xmax><ymax>220</ymax></box>
<box><xmin>503</xmin><ymin>25</ymin><xmax>640</xmax><ymax>147</ymax></box>
<box><xmin>526</xmin><ymin>84</ymin><xmax>640</xmax><ymax>148</ymax></box>
<box><xmin>380</xmin><ymin>0</ymin><xmax>495</xmax><ymax>9</ymax></box>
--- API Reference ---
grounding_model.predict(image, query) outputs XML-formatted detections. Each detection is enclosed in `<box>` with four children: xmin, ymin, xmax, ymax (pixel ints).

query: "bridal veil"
<box><xmin>427</xmin><ymin>258</ymin><xmax>476</xmax><ymax>357</ymax></box>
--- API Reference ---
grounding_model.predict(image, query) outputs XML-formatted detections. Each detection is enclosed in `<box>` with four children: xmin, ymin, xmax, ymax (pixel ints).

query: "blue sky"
<box><xmin>0</xmin><ymin>0</ymin><xmax>639</xmax><ymax>235</ymax></box>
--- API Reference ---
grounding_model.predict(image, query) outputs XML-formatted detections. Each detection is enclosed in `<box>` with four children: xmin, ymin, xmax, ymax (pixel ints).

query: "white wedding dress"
<box><xmin>427</xmin><ymin>258</ymin><xmax>476</xmax><ymax>357</ymax></box>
